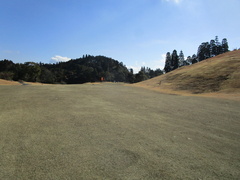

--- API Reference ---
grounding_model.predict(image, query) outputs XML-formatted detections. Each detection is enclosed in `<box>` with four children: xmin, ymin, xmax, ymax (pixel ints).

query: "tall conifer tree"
<box><xmin>179</xmin><ymin>50</ymin><xmax>185</xmax><ymax>67</ymax></box>
<box><xmin>164</xmin><ymin>52</ymin><xmax>172</xmax><ymax>73</ymax></box>
<box><xmin>171</xmin><ymin>50</ymin><xmax>179</xmax><ymax>70</ymax></box>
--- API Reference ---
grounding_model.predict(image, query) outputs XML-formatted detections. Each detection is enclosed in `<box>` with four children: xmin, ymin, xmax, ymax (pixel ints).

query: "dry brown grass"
<box><xmin>0</xmin><ymin>79</ymin><xmax>48</xmax><ymax>86</ymax></box>
<box><xmin>134</xmin><ymin>50</ymin><xmax>240</xmax><ymax>101</ymax></box>
<box><xmin>0</xmin><ymin>79</ymin><xmax>21</xmax><ymax>85</ymax></box>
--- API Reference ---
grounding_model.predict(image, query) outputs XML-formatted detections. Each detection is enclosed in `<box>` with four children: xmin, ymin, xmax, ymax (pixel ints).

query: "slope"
<box><xmin>134</xmin><ymin>50</ymin><xmax>240</xmax><ymax>99</ymax></box>
<box><xmin>0</xmin><ymin>79</ymin><xmax>21</xmax><ymax>85</ymax></box>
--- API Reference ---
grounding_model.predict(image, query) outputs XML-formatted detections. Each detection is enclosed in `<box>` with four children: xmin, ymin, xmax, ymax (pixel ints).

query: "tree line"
<box><xmin>164</xmin><ymin>36</ymin><xmax>229</xmax><ymax>73</ymax></box>
<box><xmin>2</xmin><ymin>36</ymin><xmax>227</xmax><ymax>83</ymax></box>
<box><xmin>0</xmin><ymin>55</ymin><xmax>163</xmax><ymax>84</ymax></box>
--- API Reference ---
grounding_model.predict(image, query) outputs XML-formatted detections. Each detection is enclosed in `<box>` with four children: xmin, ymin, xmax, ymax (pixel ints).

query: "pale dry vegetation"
<box><xmin>134</xmin><ymin>50</ymin><xmax>240</xmax><ymax>100</ymax></box>
<box><xmin>0</xmin><ymin>79</ymin><xmax>21</xmax><ymax>85</ymax></box>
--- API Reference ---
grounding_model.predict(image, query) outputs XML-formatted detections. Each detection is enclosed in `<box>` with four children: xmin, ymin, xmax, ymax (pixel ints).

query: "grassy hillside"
<box><xmin>135</xmin><ymin>50</ymin><xmax>240</xmax><ymax>96</ymax></box>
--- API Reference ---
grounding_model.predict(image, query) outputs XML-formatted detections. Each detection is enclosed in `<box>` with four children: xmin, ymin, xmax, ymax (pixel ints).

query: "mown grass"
<box><xmin>1</xmin><ymin>83</ymin><xmax>240</xmax><ymax>179</ymax></box>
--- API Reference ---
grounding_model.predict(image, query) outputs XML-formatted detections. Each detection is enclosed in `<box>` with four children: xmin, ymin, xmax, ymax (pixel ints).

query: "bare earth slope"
<box><xmin>0</xmin><ymin>83</ymin><xmax>240</xmax><ymax>179</ymax></box>
<box><xmin>134</xmin><ymin>50</ymin><xmax>240</xmax><ymax>100</ymax></box>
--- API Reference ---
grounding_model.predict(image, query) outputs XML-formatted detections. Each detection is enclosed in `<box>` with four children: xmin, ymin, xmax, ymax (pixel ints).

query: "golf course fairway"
<box><xmin>1</xmin><ymin>83</ymin><xmax>240</xmax><ymax>179</ymax></box>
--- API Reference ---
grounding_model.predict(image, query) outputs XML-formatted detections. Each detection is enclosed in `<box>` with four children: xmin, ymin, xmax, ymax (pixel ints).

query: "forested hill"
<box><xmin>0</xmin><ymin>55</ymin><xmax>134</xmax><ymax>84</ymax></box>
<box><xmin>44</xmin><ymin>55</ymin><xmax>132</xmax><ymax>84</ymax></box>
<box><xmin>0</xmin><ymin>55</ymin><xmax>164</xmax><ymax>84</ymax></box>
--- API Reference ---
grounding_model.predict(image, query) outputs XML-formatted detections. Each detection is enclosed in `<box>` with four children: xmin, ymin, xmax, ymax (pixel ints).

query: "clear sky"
<box><xmin>1</xmin><ymin>0</ymin><xmax>240</xmax><ymax>72</ymax></box>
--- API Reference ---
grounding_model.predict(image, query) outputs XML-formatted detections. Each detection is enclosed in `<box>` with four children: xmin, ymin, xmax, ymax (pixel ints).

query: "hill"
<box><xmin>0</xmin><ymin>55</ymin><xmax>132</xmax><ymax>84</ymax></box>
<box><xmin>134</xmin><ymin>50</ymin><xmax>240</xmax><ymax>99</ymax></box>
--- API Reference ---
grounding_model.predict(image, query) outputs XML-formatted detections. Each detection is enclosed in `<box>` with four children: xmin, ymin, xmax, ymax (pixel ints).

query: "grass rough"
<box><xmin>135</xmin><ymin>50</ymin><xmax>240</xmax><ymax>100</ymax></box>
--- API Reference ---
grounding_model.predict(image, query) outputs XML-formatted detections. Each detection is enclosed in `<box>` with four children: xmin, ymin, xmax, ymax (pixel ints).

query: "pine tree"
<box><xmin>171</xmin><ymin>50</ymin><xmax>179</xmax><ymax>70</ymax></box>
<box><xmin>215</xmin><ymin>36</ymin><xmax>222</xmax><ymax>55</ymax></box>
<box><xmin>210</xmin><ymin>39</ymin><xmax>217</xmax><ymax>57</ymax></box>
<box><xmin>204</xmin><ymin>42</ymin><xmax>211</xmax><ymax>59</ymax></box>
<box><xmin>164</xmin><ymin>52</ymin><xmax>172</xmax><ymax>73</ymax></box>
<box><xmin>192</xmin><ymin>54</ymin><xmax>197</xmax><ymax>64</ymax></box>
<box><xmin>179</xmin><ymin>50</ymin><xmax>185</xmax><ymax>67</ymax></box>
<box><xmin>197</xmin><ymin>43</ymin><xmax>205</xmax><ymax>61</ymax></box>
<box><xmin>215</xmin><ymin>36</ymin><xmax>220</xmax><ymax>46</ymax></box>
<box><xmin>186</xmin><ymin>56</ymin><xmax>192</xmax><ymax>65</ymax></box>
<box><xmin>222</xmin><ymin>38</ymin><xmax>229</xmax><ymax>53</ymax></box>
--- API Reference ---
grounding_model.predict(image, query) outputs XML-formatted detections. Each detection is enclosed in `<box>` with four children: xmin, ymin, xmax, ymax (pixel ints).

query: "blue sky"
<box><xmin>1</xmin><ymin>0</ymin><xmax>240</xmax><ymax>72</ymax></box>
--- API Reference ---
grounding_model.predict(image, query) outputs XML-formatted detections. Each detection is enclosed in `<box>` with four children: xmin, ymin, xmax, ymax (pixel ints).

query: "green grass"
<box><xmin>1</xmin><ymin>83</ymin><xmax>240</xmax><ymax>179</ymax></box>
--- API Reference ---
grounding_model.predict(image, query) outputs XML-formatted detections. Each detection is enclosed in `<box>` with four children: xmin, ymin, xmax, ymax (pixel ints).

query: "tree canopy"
<box><xmin>0</xmin><ymin>55</ymin><xmax>163</xmax><ymax>84</ymax></box>
<box><xmin>164</xmin><ymin>36</ymin><xmax>229</xmax><ymax>73</ymax></box>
